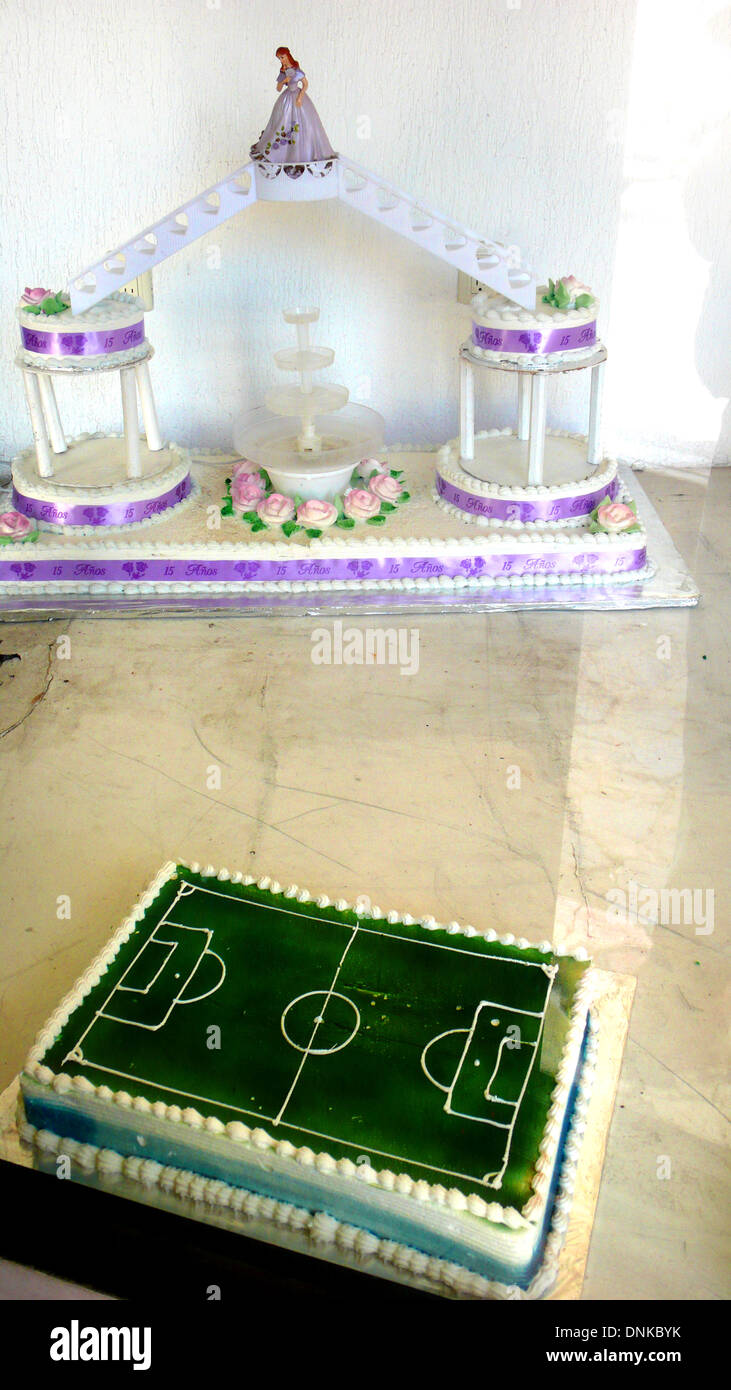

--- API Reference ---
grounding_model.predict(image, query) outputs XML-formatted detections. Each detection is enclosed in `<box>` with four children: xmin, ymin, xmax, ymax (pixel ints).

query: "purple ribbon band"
<box><xmin>20</xmin><ymin>321</ymin><xmax>145</xmax><ymax>357</ymax></box>
<box><xmin>472</xmin><ymin>320</ymin><xmax>596</xmax><ymax>355</ymax></box>
<box><xmin>12</xmin><ymin>476</ymin><xmax>192</xmax><ymax>528</ymax></box>
<box><xmin>436</xmin><ymin>471</ymin><xmax>619</xmax><ymax>522</ymax></box>
<box><xmin>0</xmin><ymin>544</ymin><xmax>647</xmax><ymax>584</ymax></box>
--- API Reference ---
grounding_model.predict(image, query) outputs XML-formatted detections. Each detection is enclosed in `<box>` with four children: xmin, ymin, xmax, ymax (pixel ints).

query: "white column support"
<box><xmin>587</xmin><ymin>359</ymin><xmax>605</xmax><ymax>466</ymax></box>
<box><xmin>460</xmin><ymin>356</ymin><xmax>475</xmax><ymax>462</ymax></box>
<box><xmin>134</xmin><ymin>358</ymin><xmax>163</xmax><ymax>451</ymax></box>
<box><xmin>22</xmin><ymin>370</ymin><xmax>54</xmax><ymax>478</ymax></box>
<box><xmin>527</xmin><ymin>372</ymin><xmax>547</xmax><ymax>485</ymax></box>
<box><xmin>517</xmin><ymin>373</ymin><xmax>531</xmax><ymax>441</ymax></box>
<box><xmin>120</xmin><ymin>367</ymin><xmax>141</xmax><ymax>478</ymax></box>
<box><xmin>37</xmin><ymin>374</ymin><xmax>67</xmax><ymax>455</ymax></box>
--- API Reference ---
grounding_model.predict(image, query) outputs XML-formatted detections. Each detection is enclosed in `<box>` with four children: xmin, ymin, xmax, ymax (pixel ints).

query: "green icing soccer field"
<box><xmin>40</xmin><ymin>868</ymin><xmax>588</xmax><ymax>1209</ymax></box>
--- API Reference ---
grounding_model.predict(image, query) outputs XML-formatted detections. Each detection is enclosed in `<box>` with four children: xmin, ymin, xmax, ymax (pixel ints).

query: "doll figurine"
<box><xmin>250</xmin><ymin>47</ymin><xmax>336</xmax><ymax>169</ymax></box>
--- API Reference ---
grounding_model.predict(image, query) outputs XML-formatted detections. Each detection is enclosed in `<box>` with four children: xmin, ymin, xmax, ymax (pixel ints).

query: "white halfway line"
<box><xmin>272</xmin><ymin>920</ymin><xmax>361</xmax><ymax>1127</ymax></box>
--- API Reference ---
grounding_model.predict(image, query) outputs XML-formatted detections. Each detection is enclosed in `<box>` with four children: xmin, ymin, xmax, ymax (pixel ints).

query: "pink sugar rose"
<box><xmin>296</xmin><ymin>498</ymin><xmax>338</xmax><ymax>529</ymax></box>
<box><xmin>596</xmin><ymin>501</ymin><xmax>636</xmax><ymax>533</ymax></box>
<box><xmin>256</xmin><ymin>493</ymin><xmax>296</xmax><ymax>527</ymax></box>
<box><xmin>0</xmin><ymin>510</ymin><xmax>34</xmax><ymax>538</ymax></box>
<box><xmin>356</xmin><ymin>457</ymin><xmax>384</xmax><ymax>479</ymax></box>
<box><xmin>368</xmin><ymin>472</ymin><xmax>403</xmax><ymax>503</ymax></box>
<box><xmin>231</xmin><ymin>474</ymin><xmax>265</xmax><ymax>510</ymax></box>
<box><xmin>21</xmin><ymin>287</ymin><xmax>51</xmax><ymax>305</ymax></box>
<box><xmin>559</xmin><ymin>275</ymin><xmax>593</xmax><ymax>304</ymax></box>
<box><xmin>231</xmin><ymin>458</ymin><xmax>261</xmax><ymax>480</ymax></box>
<box><xmin>343</xmin><ymin>488</ymin><xmax>381</xmax><ymax>521</ymax></box>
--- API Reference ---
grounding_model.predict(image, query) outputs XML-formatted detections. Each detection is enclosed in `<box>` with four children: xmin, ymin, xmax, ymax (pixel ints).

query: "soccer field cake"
<box><xmin>19</xmin><ymin>862</ymin><xmax>596</xmax><ymax>1297</ymax></box>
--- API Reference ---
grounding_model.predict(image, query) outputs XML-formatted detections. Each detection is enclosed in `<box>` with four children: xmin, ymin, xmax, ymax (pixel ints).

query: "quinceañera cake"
<box><xmin>2</xmin><ymin>59</ymin><xmax>654</xmax><ymax>608</ymax></box>
<box><xmin>19</xmin><ymin>862</ymin><xmax>596</xmax><ymax>1298</ymax></box>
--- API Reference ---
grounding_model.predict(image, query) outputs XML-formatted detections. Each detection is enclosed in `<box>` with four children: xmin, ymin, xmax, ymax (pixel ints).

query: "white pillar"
<box><xmin>37</xmin><ymin>374</ymin><xmax>67</xmax><ymax>455</ymax></box>
<box><xmin>527</xmin><ymin>372</ymin><xmax>547</xmax><ymax>485</ymax></box>
<box><xmin>517</xmin><ymin>373</ymin><xmax>531</xmax><ymax>440</ymax></box>
<box><xmin>120</xmin><ymin>367</ymin><xmax>141</xmax><ymax>478</ymax></box>
<box><xmin>22</xmin><ymin>370</ymin><xmax>54</xmax><ymax>478</ymax></box>
<box><xmin>460</xmin><ymin>356</ymin><xmax>475</xmax><ymax>462</ymax></box>
<box><xmin>587</xmin><ymin>359</ymin><xmax>605</xmax><ymax>466</ymax></box>
<box><xmin>134</xmin><ymin>359</ymin><xmax>163</xmax><ymax>451</ymax></box>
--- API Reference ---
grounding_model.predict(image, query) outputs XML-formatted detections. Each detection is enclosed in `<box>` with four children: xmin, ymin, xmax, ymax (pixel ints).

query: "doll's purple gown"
<box><xmin>250</xmin><ymin>67</ymin><xmax>336</xmax><ymax>168</ymax></box>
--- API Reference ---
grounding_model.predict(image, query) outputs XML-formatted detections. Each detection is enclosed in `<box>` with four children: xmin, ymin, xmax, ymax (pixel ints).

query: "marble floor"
<box><xmin>0</xmin><ymin>465</ymin><xmax>728</xmax><ymax>1301</ymax></box>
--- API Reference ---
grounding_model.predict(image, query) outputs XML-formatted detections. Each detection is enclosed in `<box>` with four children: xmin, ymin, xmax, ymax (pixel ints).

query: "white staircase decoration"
<box><xmin>336</xmin><ymin>157</ymin><xmax>535</xmax><ymax>306</ymax></box>
<box><xmin>68</xmin><ymin>156</ymin><xmax>536</xmax><ymax>314</ymax></box>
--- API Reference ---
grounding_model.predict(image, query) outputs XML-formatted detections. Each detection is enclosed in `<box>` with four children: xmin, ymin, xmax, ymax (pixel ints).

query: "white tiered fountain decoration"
<box><xmin>234</xmin><ymin>307</ymin><xmax>384</xmax><ymax>501</ymax></box>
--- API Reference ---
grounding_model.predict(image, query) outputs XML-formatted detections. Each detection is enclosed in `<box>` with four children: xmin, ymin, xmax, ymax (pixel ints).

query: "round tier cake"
<box><xmin>470</xmin><ymin>283</ymin><xmax>598</xmax><ymax>365</ymax></box>
<box><xmin>17</xmin><ymin>291</ymin><xmax>147</xmax><ymax>367</ymax></box>
<box><xmin>11</xmin><ymin>435</ymin><xmax>193</xmax><ymax>531</ymax></box>
<box><xmin>435</xmin><ymin>431</ymin><xmax>619</xmax><ymax>526</ymax></box>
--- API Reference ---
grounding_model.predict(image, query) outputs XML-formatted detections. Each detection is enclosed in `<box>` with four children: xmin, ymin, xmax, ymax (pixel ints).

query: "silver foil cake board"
<box><xmin>0</xmin><ymin>466</ymin><xmax>698</xmax><ymax>622</ymax></box>
<box><xmin>0</xmin><ymin>969</ymin><xmax>635</xmax><ymax>1301</ymax></box>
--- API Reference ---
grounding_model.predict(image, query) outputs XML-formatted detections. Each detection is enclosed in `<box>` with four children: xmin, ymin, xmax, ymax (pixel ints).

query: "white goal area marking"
<box><xmin>421</xmin><ymin>969</ymin><xmax>558</xmax><ymax>1186</ymax></box>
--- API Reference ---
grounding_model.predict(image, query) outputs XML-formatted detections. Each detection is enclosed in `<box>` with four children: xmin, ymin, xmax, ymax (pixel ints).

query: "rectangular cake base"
<box><xmin>0</xmin><ymin>969</ymin><xmax>635</xmax><ymax>1299</ymax></box>
<box><xmin>0</xmin><ymin>463</ymin><xmax>698</xmax><ymax>619</ymax></box>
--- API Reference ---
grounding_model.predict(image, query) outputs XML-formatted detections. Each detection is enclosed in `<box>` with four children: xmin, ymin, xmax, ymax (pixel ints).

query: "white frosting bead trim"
<box><xmin>436</xmin><ymin>432</ymin><xmax>617</xmax><ymax>503</ymax></box>
<box><xmin>18</xmin><ymin>1021</ymin><xmax>598</xmax><ymax>1300</ymax></box>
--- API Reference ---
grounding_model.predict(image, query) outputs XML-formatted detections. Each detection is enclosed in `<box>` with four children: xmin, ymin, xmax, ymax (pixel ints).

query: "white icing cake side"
<box><xmin>18</xmin><ymin>1019</ymin><xmax>598</xmax><ymax>1300</ymax></box>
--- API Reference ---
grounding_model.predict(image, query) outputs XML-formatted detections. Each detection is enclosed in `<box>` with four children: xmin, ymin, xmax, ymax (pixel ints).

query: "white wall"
<box><xmin>0</xmin><ymin>0</ymin><xmax>728</xmax><ymax>465</ymax></box>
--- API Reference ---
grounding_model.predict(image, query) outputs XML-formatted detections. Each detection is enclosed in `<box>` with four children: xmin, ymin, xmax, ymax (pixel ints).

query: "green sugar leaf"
<box><xmin>306</xmin><ymin>528</ymin><xmax>322</xmax><ymax>538</ymax></box>
<box><xmin>367</xmin><ymin>514</ymin><xmax>387</xmax><ymax>525</ymax></box>
<box><xmin>281</xmin><ymin>520</ymin><xmax>301</xmax><ymax>537</ymax></box>
<box><xmin>336</xmin><ymin>516</ymin><xmax>356</xmax><ymax>529</ymax></box>
<box><xmin>40</xmin><ymin>294</ymin><xmax>68</xmax><ymax>316</ymax></box>
<box><xmin>379</xmin><ymin>501</ymin><xmax>396</xmax><ymax>513</ymax></box>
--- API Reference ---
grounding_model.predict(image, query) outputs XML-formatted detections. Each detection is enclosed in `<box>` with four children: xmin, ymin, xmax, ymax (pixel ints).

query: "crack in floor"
<box><xmin>0</xmin><ymin>639</ymin><xmax>55</xmax><ymax>740</ymax></box>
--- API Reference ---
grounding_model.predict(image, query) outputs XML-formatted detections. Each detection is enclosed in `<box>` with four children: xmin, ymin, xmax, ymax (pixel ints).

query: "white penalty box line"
<box><xmin>63</xmin><ymin>884</ymin><xmax>221</xmax><ymax>1063</ymax></box>
<box><xmin>443</xmin><ymin>968</ymin><xmax>558</xmax><ymax>1187</ymax></box>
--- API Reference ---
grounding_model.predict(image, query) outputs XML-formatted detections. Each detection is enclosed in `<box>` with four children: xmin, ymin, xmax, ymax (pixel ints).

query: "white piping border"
<box><xmin>436</xmin><ymin>432</ymin><xmax>618</xmax><ymax>502</ymax></box>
